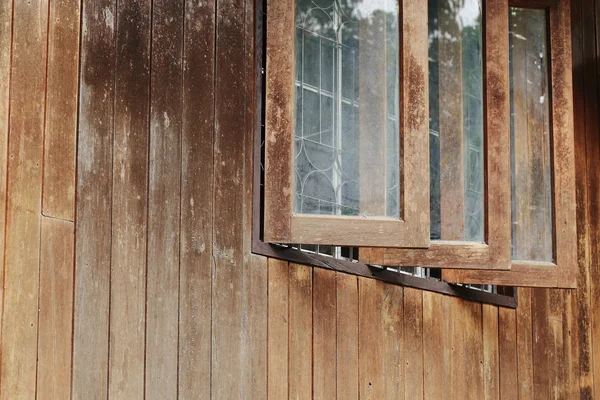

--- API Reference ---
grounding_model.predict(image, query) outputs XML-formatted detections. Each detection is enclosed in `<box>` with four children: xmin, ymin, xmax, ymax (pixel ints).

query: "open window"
<box><xmin>261</xmin><ymin>0</ymin><xmax>577</xmax><ymax>285</ymax></box>
<box><xmin>444</xmin><ymin>0</ymin><xmax>577</xmax><ymax>288</ymax></box>
<box><xmin>264</xmin><ymin>0</ymin><xmax>430</xmax><ymax>247</ymax></box>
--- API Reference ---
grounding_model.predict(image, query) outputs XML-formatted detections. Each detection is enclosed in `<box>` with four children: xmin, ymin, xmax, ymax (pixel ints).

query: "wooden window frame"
<box><xmin>444</xmin><ymin>0</ymin><xmax>577</xmax><ymax>288</ymax></box>
<box><xmin>263</xmin><ymin>0</ymin><xmax>430</xmax><ymax>248</ymax></box>
<box><xmin>361</xmin><ymin>0</ymin><xmax>512</xmax><ymax>271</ymax></box>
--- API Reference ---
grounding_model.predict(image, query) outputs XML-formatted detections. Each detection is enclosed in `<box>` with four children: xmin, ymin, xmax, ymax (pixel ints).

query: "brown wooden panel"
<box><xmin>240</xmin><ymin>0</ymin><xmax>268</xmax><ymax>395</ymax></box>
<box><xmin>404</xmin><ymin>287</ymin><xmax>424</xmax><ymax>400</ymax></box>
<box><xmin>109</xmin><ymin>0</ymin><xmax>151</xmax><ymax>397</ymax></box>
<box><xmin>0</xmin><ymin>0</ymin><xmax>12</xmax><ymax>269</ymax></box>
<box><xmin>359</xmin><ymin>277</ymin><xmax>385</xmax><ymax>399</ymax></box>
<box><xmin>516</xmin><ymin>288</ymin><xmax>534</xmax><ymax>399</ymax></box>
<box><xmin>482</xmin><ymin>304</ymin><xmax>499</xmax><ymax>400</ymax></box>
<box><xmin>337</xmin><ymin>273</ymin><xmax>359</xmax><ymax>400</ymax></box>
<box><xmin>289</xmin><ymin>263</ymin><xmax>313</xmax><ymax>399</ymax></box>
<box><xmin>211</xmin><ymin>0</ymin><xmax>247</xmax><ymax>397</ymax></box>
<box><xmin>571</xmin><ymin>0</ymin><xmax>593</xmax><ymax>396</ymax></box>
<box><xmin>0</xmin><ymin>0</ymin><xmax>48</xmax><ymax>397</ymax></box>
<box><xmin>313</xmin><ymin>268</ymin><xmax>337</xmax><ymax>400</ymax></box>
<box><xmin>37</xmin><ymin>218</ymin><xmax>74</xmax><ymax>399</ymax></box>
<box><xmin>465</xmin><ymin>301</ymin><xmax>484</xmax><ymax>400</ymax></box>
<box><xmin>531</xmin><ymin>289</ymin><xmax>561</xmax><ymax>398</ymax></box>
<box><xmin>178</xmin><ymin>0</ymin><xmax>215</xmax><ymax>398</ymax></box>
<box><xmin>71</xmin><ymin>0</ymin><xmax>115</xmax><ymax>397</ymax></box>
<box><xmin>423</xmin><ymin>291</ymin><xmax>444</xmax><ymax>400</ymax></box>
<box><xmin>498</xmin><ymin>308</ymin><xmax>518</xmax><ymax>399</ymax></box>
<box><xmin>383</xmin><ymin>283</ymin><xmax>404</xmax><ymax>399</ymax></box>
<box><xmin>145</xmin><ymin>0</ymin><xmax>183</xmax><ymax>397</ymax></box>
<box><xmin>42</xmin><ymin>0</ymin><xmax>80</xmax><ymax>220</ymax></box>
<box><xmin>267</xmin><ymin>258</ymin><xmax>289</xmax><ymax>400</ymax></box>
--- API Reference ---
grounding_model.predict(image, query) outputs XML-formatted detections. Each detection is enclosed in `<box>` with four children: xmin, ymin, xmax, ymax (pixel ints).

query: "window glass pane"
<box><xmin>509</xmin><ymin>8</ymin><xmax>553</xmax><ymax>262</ymax></box>
<box><xmin>294</xmin><ymin>0</ymin><xmax>400</xmax><ymax>218</ymax></box>
<box><xmin>428</xmin><ymin>0</ymin><xmax>485</xmax><ymax>242</ymax></box>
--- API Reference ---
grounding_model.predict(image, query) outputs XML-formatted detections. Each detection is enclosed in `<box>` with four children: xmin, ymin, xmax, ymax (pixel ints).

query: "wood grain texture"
<box><xmin>289</xmin><ymin>263</ymin><xmax>313</xmax><ymax>399</ymax></box>
<box><xmin>516</xmin><ymin>288</ymin><xmax>534</xmax><ymax>400</ymax></box>
<box><xmin>267</xmin><ymin>258</ymin><xmax>289</xmax><ymax>400</ymax></box>
<box><xmin>423</xmin><ymin>291</ymin><xmax>444</xmax><ymax>400</ymax></box>
<box><xmin>0</xmin><ymin>0</ymin><xmax>12</xmax><ymax>271</ymax></box>
<box><xmin>404</xmin><ymin>287</ymin><xmax>424</xmax><ymax>400</ymax></box>
<box><xmin>145</xmin><ymin>0</ymin><xmax>183</xmax><ymax>397</ymax></box>
<box><xmin>36</xmin><ymin>217</ymin><xmax>74</xmax><ymax>399</ymax></box>
<box><xmin>482</xmin><ymin>304</ymin><xmax>499</xmax><ymax>400</ymax></box>
<box><xmin>359</xmin><ymin>277</ymin><xmax>384</xmax><ymax>400</ymax></box>
<box><xmin>498</xmin><ymin>307</ymin><xmax>518</xmax><ymax>400</ymax></box>
<box><xmin>42</xmin><ymin>0</ymin><xmax>80</xmax><ymax>220</ymax></box>
<box><xmin>72</xmin><ymin>0</ymin><xmax>115</xmax><ymax>397</ymax></box>
<box><xmin>109</xmin><ymin>0</ymin><xmax>151</xmax><ymax>397</ymax></box>
<box><xmin>211</xmin><ymin>0</ymin><xmax>247</xmax><ymax>397</ymax></box>
<box><xmin>383</xmin><ymin>283</ymin><xmax>403</xmax><ymax>399</ymax></box>
<box><xmin>177</xmin><ymin>0</ymin><xmax>215</xmax><ymax>398</ymax></box>
<box><xmin>313</xmin><ymin>268</ymin><xmax>337</xmax><ymax>400</ymax></box>
<box><xmin>337</xmin><ymin>273</ymin><xmax>359</xmax><ymax>400</ymax></box>
<box><xmin>0</xmin><ymin>0</ymin><xmax>48</xmax><ymax>397</ymax></box>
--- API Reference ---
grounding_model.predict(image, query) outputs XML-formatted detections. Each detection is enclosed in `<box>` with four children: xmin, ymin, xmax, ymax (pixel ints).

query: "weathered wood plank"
<box><xmin>404</xmin><ymin>287</ymin><xmax>424</xmax><ymax>400</ymax></box>
<box><xmin>313</xmin><ymin>268</ymin><xmax>337</xmax><ymax>400</ymax></box>
<box><xmin>211</xmin><ymin>0</ymin><xmax>247</xmax><ymax>396</ymax></box>
<box><xmin>531</xmin><ymin>289</ymin><xmax>556</xmax><ymax>399</ymax></box>
<box><xmin>571</xmin><ymin>0</ymin><xmax>593</xmax><ymax>396</ymax></box>
<box><xmin>109</xmin><ymin>0</ymin><xmax>151</xmax><ymax>397</ymax></box>
<box><xmin>289</xmin><ymin>263</ymin><xmax>313</xmax><ymax>399</ymax></box>
<box><xmin>267</xmin><ymin>258</ymin><xmax>289</xmax><ymax>400</ymax></box>
<box><xmin>42</xmin><ymin>0</ymin><xmax>80</xmax><ymax>220</ymax></box>
<box><xmin>359</xmin><ymin>277</ymin><xmax>385</xmax><ymax>399</ymax></box>
<box><xmin>178</xmin><ymin>0</ymin><xmax>215</xmax><ymax>398</ymax></box>
<box><xmin>0</xmin><ymin>0</ymin><xmax>48</xmax><ymax>397</ymax></box>
<box><xmin>516</xmin><ymin>288</ymin><xmax>534</xmax><ymax>400</ymax></box>
<box><xmin>337</xmin><ymin>273</ymin><xmax>359</xmax><ymax>400</ymax></box>
<box><xmin>383</xmin><ymin>283</ymin><xmax>403</xmax><ymax>400</ymax></box>
<box><xmin>423</xmin><ymin>291</ymin><xmax>444</xmax><ymax>400</ymax></box>
<box><xmin>482</xmin><ymin>304</ymin><xmax>499</xmax><ymax>400</ymax></box>
<box><xmin>0</xmin><ymin>0</ymin><xmax>12</xmax><ymax>271</ymax></box>
<box><xmin>71</xmin><ymin>0</ymin><xmax>116</xmax><ymax>397</ymax></box>
<box><xmin>498</xmin><ymin>307</ymin><xmax>518</xmax><ymax>400</ymax></box>
<box><xmin>240</xmin><ymin>0</ymin><xmax>268</xmax><ymax>396</ymax></box>
<box><xmin>465</xmin><ymin>301</ymin><xmax>484</xmax><ymax>400</ymax></box>
<box><xmin>37</xmin><ymin>217</ymin><xmax>74</xmax><ymax>399</ymax></box>
<box><xmin>145</xmin><ymin>0</ymin><xmax>183</xmax><ymax>397</ymax></box>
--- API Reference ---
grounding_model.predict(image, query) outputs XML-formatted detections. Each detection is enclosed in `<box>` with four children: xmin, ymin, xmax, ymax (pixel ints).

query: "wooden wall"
<box><xmin>0</xmin><ymin>0</ymin><xmax>597</xmax><ymax>398</ymax></box>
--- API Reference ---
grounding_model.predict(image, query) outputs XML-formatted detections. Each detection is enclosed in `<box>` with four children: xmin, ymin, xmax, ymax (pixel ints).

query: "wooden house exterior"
<box><xmin>0</xmin><ymin>0</ymin><xmax>599</xmax><ymax>398</ymax></box>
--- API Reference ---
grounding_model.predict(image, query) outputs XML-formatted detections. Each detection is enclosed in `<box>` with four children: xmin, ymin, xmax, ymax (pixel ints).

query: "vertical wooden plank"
<box><xmin>337</xmin><ymin>273</ymin><xmax>359</xmax><ymax>400</ymax></box>
<box><xmin>482</xmin><ymin>304</ymin><xmax>499</xmax><ymax>400</ymax></box>
<box><xmin>289</xmin><ymin>264</ymin><xmax>312</xmax><ymax>399</ymax></box>
<box><xmin>582</xmin><ymin>0</ymin><xmax>600</xmax><ymax>395</ymax></box>
<box><xmin>42</xmin><ymin>0</ymin><xmax>80</xmax><ymax>220</ymax></box>
<box><xmin>109</xmin><ymin>0</ymin><xmax>151</xmax><ymax>397</ymax></box>
<box><xmin>423</xmin><ymin>291</ymin><xmax>444</xmax><ymax>400</ymax></box>
<box><xmin>449</xmin><ymin>299</ymin><xmax>469</xmax><ymax>400</ymax></box>
<box><xmin>442</xmin><ymin>295</ymin><xmax>455</xmax><ymax>400</ymax></box>
<box><xmin>516</xmin><ymin>288</ymin><xmax>534</xmax><ymax>400</ymax></box>
<box><xmin>37</xmin><ymin>218</ymin><xmax>74</xmax><ymax>399</ymax></box>
<box><xmin>313</xmin><ymin>268</ymin><xmax>337</xmax><ymax>400</ymax></box>
<box><xmin>498</xmin><ymin>307</ymin><xmax>518</xmax><ymax>400</ymax></box>
<box><xmin>531</xmin><ymin>289</ymin><xmax>558</xmax><ymax>399</ymax></box>
<box><xmin>145</xmin><ymin>0</ymin><xmax>183</xmax><ymax>398</ymax></box>
<box><xmin>178</xmin><ymin>0</ymin><xmax>215</xmax><ymax>398</ymax></box>
<box><xmin>571</xmin><ymin>0</ymin><xmax>593</xmax><ymax>397</ymax></box>
<box><xmin>404</xmin><ymin>287</ymin><xmax>423</xmax><ymax>400</ymax></box>
<box><xmin>267</xmin><ymin>258</ymin><xmax>289</xmax><ymax>400</ymax></box>
<box><xmin>0</xmin><ymin>0</ymin><xmax>12</xmax><ymax>267</ymax></box>
<box><xmin>211</xmin><ymin>0</ymin><xmax>246</xmax><ymax>396</ymax></box>
<box><xmin>383</xmin><ymin>283</ymin><xmax>403</xmax><ymax>400</ymax></box>
<box><xmin>240</xmin><ymin>0</ymin><xmax>267</xmax><ymax>395</ymax></box>
<box><xmin>563</xmin><ymin>289</ymin><xmax>579</xmax><ymax>399</ymax></box>
<box><xmin>464</xmin><ymin>301</ymin><xmax>484</xmax><ymax>400</ymax></box>
<box><xmin>71</xmin><ymin>0</ymin><xmax>115</xmax><ymax>396</ymax></box>
<box><xmin>359</xmin><ymin>278</ymin><xmax>384</xmax><ymax>400</ymax></box>
<box><xmin>0</xmin><ymin>0</ymin><xmax>48</xmax><ymax>397</ymax></box>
